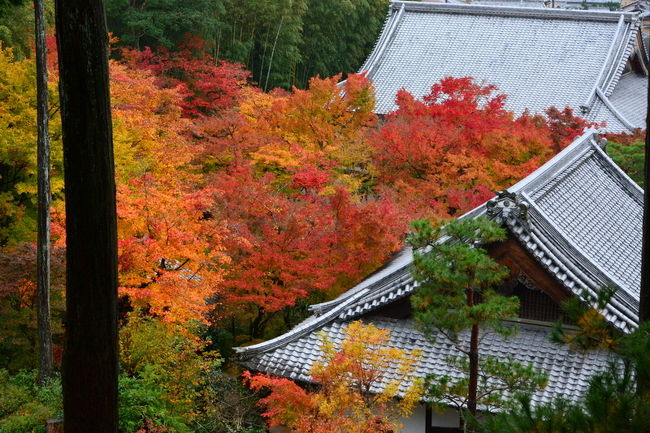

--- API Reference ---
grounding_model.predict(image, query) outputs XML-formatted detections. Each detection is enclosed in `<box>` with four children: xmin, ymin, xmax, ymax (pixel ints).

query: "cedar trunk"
<box><xmin>34</xmin><ymin>0</ymin><xmax>53</xmax><ymax>386</ymax></box>
<box><xmin>54</xmin><ymin>1</ymin><xmax>119</xmax><ymax>432</ymax></box>
<box><xmin>641</xmin><ymin>64</ymin><xmax>650</xmax><ymax>395</ymax></box>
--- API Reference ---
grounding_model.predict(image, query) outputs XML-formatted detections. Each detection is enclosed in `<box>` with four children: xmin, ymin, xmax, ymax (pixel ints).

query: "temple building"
<box><xmin>354</xmin><ymin>1</ymin><xmax>648</xmax><ymax>132</ymax></box>
<box><xmin>237</xmin><ymin>130</ymin><xmax>642</xmax><ymax>432</ymax></box>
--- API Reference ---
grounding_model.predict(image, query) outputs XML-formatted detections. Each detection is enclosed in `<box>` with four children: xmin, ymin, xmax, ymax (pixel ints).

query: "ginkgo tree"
<box><xmin>0</xmin><ymin>44</ymin><xmax>64</xmax><ymax>248</ymax></box>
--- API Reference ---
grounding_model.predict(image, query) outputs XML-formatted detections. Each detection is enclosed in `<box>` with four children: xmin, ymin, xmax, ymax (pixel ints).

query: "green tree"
<box><xmin>607</xmin><ymin>140</ymin><xmax>644</xmax><ymax>187</ymax></box>
<box><xmin>217</xmin><ymin>0</ymin><xmax>307</xmax><ymax>90</ymax></box>
<box><xmin>296</xmin><ymin>0</ymin><xmax>388</xmax><ymax>88</ymax></box>
<box><xmin>476</xmin><ymin>324</ymin><xmax>650</xmax><ymax>433</ymax></box>
<box><xmin>105</xmin><ymin>0</ymin><xmax>224</xmax><ymax>50</ymax></box>
<box><xmin>0</xmin><ymin>369</ymin><xmax>62</xmax><ymax>433</ymax></box>
<box><xmin>0</xmin><ymin>0</ymin><xmax>55</xmax><ymax>60</ymax></box>
<box><xmin>407</xmin><ymin>217</ymin><xmax>546</xmax><ymax>426</ymax></box>
<box><xmin>217</xmin><ymin>0</ymin><xmax>386</xmax><ymax>89</ymax></box>
<box><xmin>0</xmin><ymin>0</ymin><xmax>32</xmax><ymax>59</ymax></box>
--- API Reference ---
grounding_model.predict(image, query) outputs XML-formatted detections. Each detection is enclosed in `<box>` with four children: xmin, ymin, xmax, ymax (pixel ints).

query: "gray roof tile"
<box><xmin>608</xmin><ymin>72</ymin><xmax>648</xmax><ymax>128</ymax></box>
<box><xmin>241</xmin><ymin>317</ymin><xmax>614</xmax><ymax>408</ymax></box>
<box><xmin>361</xmin><ymin>1</ymin><xmax>645</xmax><ymax>132</ymax></box>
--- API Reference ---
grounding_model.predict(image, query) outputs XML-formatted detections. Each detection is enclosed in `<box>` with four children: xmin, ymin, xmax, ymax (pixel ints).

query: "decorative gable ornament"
<box><xmin>486</xmin><ymin>190</ymin><xmax>531</xmax><ymax>229</ymax></box>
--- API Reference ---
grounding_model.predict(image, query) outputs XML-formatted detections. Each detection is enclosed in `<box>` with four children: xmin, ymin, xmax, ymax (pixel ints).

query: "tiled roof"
<box><xmin>502</xmin><ymin>131</ymin><xmax>643</xmax><ymax>329</ymax></box>
<box><xmin>306</xmin><ymin>131</ymin><xmax>643</xmax><ymax>330</ymax></box>
<box><xmin>531</xmin><ymin>152</ymin><xmax>642</xmax><ymax>293</ymax></box>
<box><xmin>236</xmin><ymin>130</ymin><xmax>643</xmax><ymax>405</ymax></box>
<box><xmin>608</xmin><ymin>72</ymin><xmax>648</xmax><ymax>128</ymax></box>
<box><xmin>360</xmin><ymin>1</ymin><xmax>646</xmax><ymax>132</ymax></box>
<box><xmin>458</xmin><ymin>0</ymin><xmax>620</xmax><ymax>8</ymax></box>
<box><xmin>241</xmin><ymin>316</ymin><xmax>614</xmax><ymax>407</ymax></box>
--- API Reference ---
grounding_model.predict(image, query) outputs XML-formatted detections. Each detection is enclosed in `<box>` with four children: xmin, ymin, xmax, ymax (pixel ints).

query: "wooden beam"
<box><xmin>488</xmin><ymin>235</ymin><xmax>571</xmax><ymax>305</ymax></box>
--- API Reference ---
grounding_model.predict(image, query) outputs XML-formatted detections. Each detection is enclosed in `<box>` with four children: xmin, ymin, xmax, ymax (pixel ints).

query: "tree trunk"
<box><xmin>54</xmin><ymin>1</ymin><xmax>118</xmax><ymax>432</ymax></box>
<box><xmin>34</xmin><ymin>0</ymin><xmax>53</xmax><ymax>386</ymax></box>
<box><xmin>466</xmin><ymin>288</ymin><xmax>478</xmax><ymax>417</ymax></box>
<box><xmin>640</xmin><ymin>64</ymin><xmax>650</xmax><ymax>395</ymax></box>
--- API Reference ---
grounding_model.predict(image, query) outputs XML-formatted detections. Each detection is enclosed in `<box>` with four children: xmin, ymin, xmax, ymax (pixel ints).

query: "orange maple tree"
<box><xmin>43</xmin><ymin>45</ymin><xmax>232</xmax><ymax>325</ymax></box>
<box><xmin>245</xmin><ymin>321</ymin><xmax>423</xmax><ymax>433</ymax></box>
<box><xmin>242</xmin><ymin>74</ymin><xmax>378</xmax><ymax>195</ymax></box>
<box><xmin>108</xmin><ymin>60</ymin><xmax>231</xmax><ymax>324</ymax></box>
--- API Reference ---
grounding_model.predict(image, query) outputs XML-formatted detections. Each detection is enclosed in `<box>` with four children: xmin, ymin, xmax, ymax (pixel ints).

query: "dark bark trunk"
<box><xmin>35</xmin><ymin>0</ymin><xmax>53</xmax><ymax>386</ymax></box>
<box><xmin>466</xmin><ymin>288</ymin><xmax>479</xmax><ymax>417</ymax></box>
<box><xmin>54</xmin><ymin>1</ymin><xmax>118</xmax><ymax>432</ymax></box>
<box><xmin>640</xmin><ymin>66</ymin><xmax>650</xmax><ymax>395</ymax></box>
<box><xmin>250</xmin><ymin>308</ymin><xmax>267</xmax><ymax>339</ymax></box>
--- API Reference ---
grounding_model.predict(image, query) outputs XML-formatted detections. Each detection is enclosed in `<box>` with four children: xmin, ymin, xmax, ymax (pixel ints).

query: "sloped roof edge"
<box><xmin>360</xmin><ymin>1</ymin><xmax>642</xmax><ymax>82</ymax></box>
<box><xmin>595</xmin><ymin>89</ymin><xmax>639</xmax><ymax>130</ymax></box>
<box><xmin>601</xmin><ymin>17</ymin><xmax>642</xmax><ymax>96</ymax></box>
<box><xmin>388</xmin><ymin>1</ymin><xmax>638</xmax><ymax>23</ymax></box>
<box><xmin>360</xmin><ymin>1</ymin><xmax>644</xmax><ymax>133</ymax></box>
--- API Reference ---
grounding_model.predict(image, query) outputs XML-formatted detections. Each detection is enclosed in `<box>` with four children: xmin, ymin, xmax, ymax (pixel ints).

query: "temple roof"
<box><xmin>359</xmin><ymin>1</ymin><xmax>648</xmax><ymax>132</ymax></box>
<box><xmin>236</xmin><ymin>130</ymin><xmax>643</xmax><ymax>405</ymax></box>
<box><xmin>241</xmin><ymin>317</ymin><xmax>611</xmax><ymax>407</ymax></box>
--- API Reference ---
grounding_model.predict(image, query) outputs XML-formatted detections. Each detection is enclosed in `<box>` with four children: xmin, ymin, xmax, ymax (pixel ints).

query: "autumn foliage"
<box><xmin>370</xmin><ymin>77</ymin><xmax>590</xmax><ymax>219</ymax></box>
<box><xmin>0</xmin><ymin>37</ymin><xmax>591</xmax><ymax>367</ymax></box>
<box><xmin>245</xmin><ymin>321</ymin><xmax>423</xmax><ymax>433</ymax></box>
<box><xmin>108</xmin><ymin>60</ymin><xmax>231</xmax><ymax>324</ymax></box>
<box><xmin>121</xmin><ymin>37</ymin><xmax>251</xmax><ymax>118</ymax></box>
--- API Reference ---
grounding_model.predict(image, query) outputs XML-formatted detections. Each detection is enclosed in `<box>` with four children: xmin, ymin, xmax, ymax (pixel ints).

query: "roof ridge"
<box><xmin>360</xmin><ymin>3</ymin><xmax>405</xmax><ymax>78</ymax></box>
<box><xmin>236</xmin><ymin>280</ymin><xmax>378</xmax><ymax>357</ymax></box>
<box><xmin>595</xmin><ymin>88</ymin><xmax>639</xmax><ymax>130</ymax></box>
<box><xmin>583</xmin><ymin>15</ymin><xmax>627</xmax><ymax>111</ymax></box>
<box><xmin>309</xmin><ymin>248</ymin><xmax>414</xmax><ymax>314</ymax></box>
<box><xmin>358</xmin><ymin>4</ymin><xmax>396</xmax><ymax>74</ymax></box>
<box><xmin>590</xmin><ymin>132</ymin><xmax>644</xmax><ymax>200</ymax></box>
<box><xmin>603</xmin><ymin>19</ymin><xmax>642</xmax><ymax>95</ymax></box>
<box><xmin>389</xmin><ymin>0</ymin><xmax>640</xmax><ymax>22</ymax></box>
<box><xmin>508</xmin><ymin>130</ymin><xmax>598</xmax><ymax>193</ymax></box>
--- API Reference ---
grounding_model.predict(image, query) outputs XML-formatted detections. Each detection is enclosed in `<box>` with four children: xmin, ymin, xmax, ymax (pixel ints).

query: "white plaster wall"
<box><xmin>272</xmin><ymin>403</ymin><xmax>459</xmax><ymax>433</ymax></box>
<box><xmin>398</xmin><ymin>403</ymin><xmax>426</xmax><ymax>433</ymax></box>
<box><xmin>398</xmin><ymin>404</ymin><xmax>460</xmax><ymax>432</ymax></box>
<box><xmin>430</xmin><ymin>407</ymin><xmax>460</xmax><ymax>428</ymax></box>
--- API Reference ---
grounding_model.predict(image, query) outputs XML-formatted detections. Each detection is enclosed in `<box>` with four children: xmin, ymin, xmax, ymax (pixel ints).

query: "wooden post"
<box><xmin>54</xmin><ymin>1</ymin><xmax>119</xmax><ymax>432</ymax></box>
<box><xmin>46</xmin><ymin>419</ymin><xmax>63</xmax><ymax>433</ymax></box>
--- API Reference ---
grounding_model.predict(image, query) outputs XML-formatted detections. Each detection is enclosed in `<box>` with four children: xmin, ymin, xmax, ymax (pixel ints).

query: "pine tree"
<box><xmin>408</xmin><ymin>217</ymin><xmax>546</xmax><ymax>427</ymax></box>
